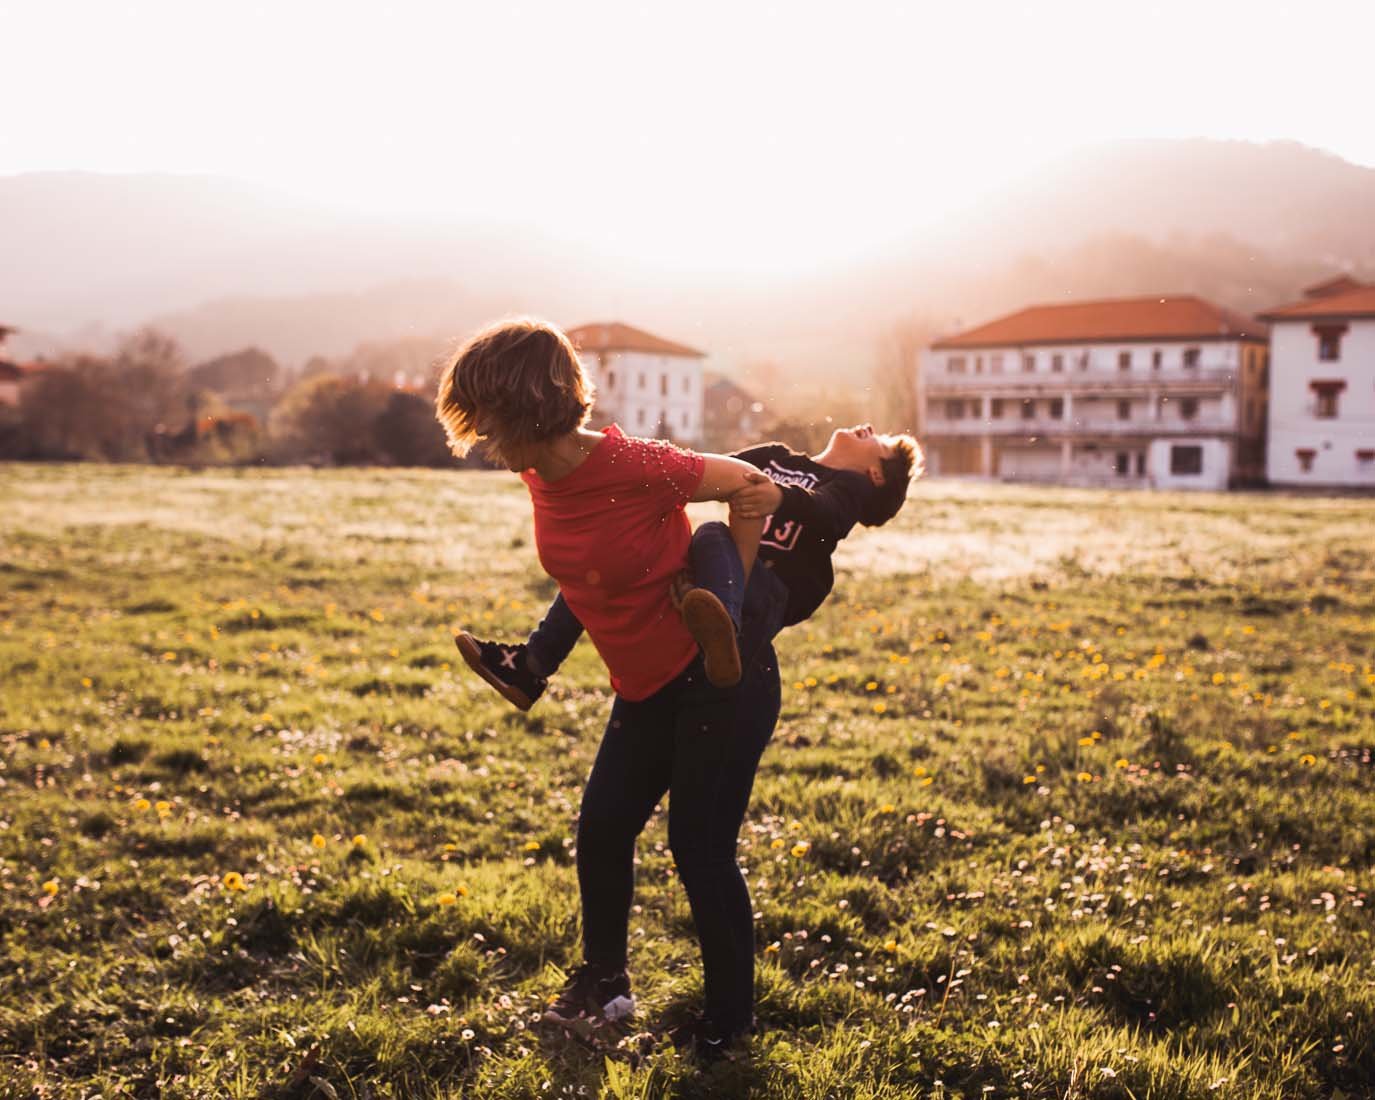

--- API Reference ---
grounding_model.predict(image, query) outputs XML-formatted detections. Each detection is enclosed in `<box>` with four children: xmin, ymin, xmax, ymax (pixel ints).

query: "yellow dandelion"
<box><xmin>1078</xmin><ymin>736</ymin><xmax>1095</xmax><ymax>746</ymax></box>
<box><xmin>222</xmin><ymin>871</ymin><xmax>246</xmax><ymax>891</ymax></box>
<box><xmin>1299</xmin><ymin>753</ymin><xmax>1317</xmax><ymax>766</ymax></box>
<box><xmin>443</xmin><ymin>842</ymin><xmax>458</xmax><ymax>852</ymax></box>
<box><xmin>351</xmin><ymin>834</ymin><xmax>367</xmax><ymax>847</ymax></box>
<box><xmin>42</xmin><ymin>879</ymin><xmax>59</xmax><ymax>896</ymax></box>
<box><xmin>913</xmin><ymin>765</ymin><xmax>927</xmax><ymax>778</ymax></box>
<box><xmin>1077</xmin><ymin>771</ymin><xmax>1093</xmax><ymax>783</ymax></box>
<box><xmin>884</xmin><ymin>940</ymin><xmax>898</xmax><ymax>953</ymax></box>
<box><xmin>455</xmin><ymin>884</ymin><xmax>469</xmax><ymax>897</ymax></box>
<box><xmin>133</xmin><ymin>798</ymin><xmax>151</xmax><ymax>812</ymax></box>
<box><xmin>81</xmin><ymin>677</ymin><xmax>93</xmax><ymax>688</ymax></box>
<box><xmin>155</xmin><ymin>800</ymin><xmax>173</xmax><ymax>816</ymax></box>
<box><xmin>873</xmin><ymin>701</ymin><xmax>887</xmax><ymax>714</ymax></box>
<box><xmin>437</xmin><ymin>892</ymin><xmax>458</xmax><ymax>907</ymax></box>
<box><xmin>162</xmin><ymin>651</ymin><xmax>177</xmax><ymax>662</ymax></box>
<box><xmin>311</xmin><ymin>834</ymin><xmax>327</xmax><ymax>849</ymax></box>
<box><xmin>791</xmin><ymin>842</ymin><xmax>810</xmax><ymax>858</ymax></box>
<box><xmin>1115</xmin><ymin>758</ymin><xmax>1129</xmax><ymax>769</ymax></box>
<box><xmin>1211</xmin><ymin>672</ymin><xmax>1226</xmax><ymax>685</ymax></box>
<box><xmin>770</xmin><ymin>838</ymin><xmax>785</xmax><ymax>849</ymax></box>
<box><xmin>369</xmin><ymin>609</ymin><xmax>385</xmax><ymax>622</ymax></box>
<box><xmin>764</xmin><ymin>942</ymin><xmax>780</xmax><ymax>954</ymax></box>
<box><xmin>312</xmin><ymin>753</ymin><xmax>327</xmax><ymax>766</ymax></box>
<box><xmin>865</xmin><ymin>681</ymin><xmax>879</xmax><ymax>692</ymax></box>
<box><xmin>1023</xmin><ymin>775</ymin><xmax>1037</xmax><ymax>785</ymax></box>
<box><xmin>879</xmin><ymin>803</ymin><xmax>896</xmax><ymax>814</ymax></box>
<box><xmin>523</xmin><ymin>840</ymin><xmax>541</xmax><ymax>852</ymax></box>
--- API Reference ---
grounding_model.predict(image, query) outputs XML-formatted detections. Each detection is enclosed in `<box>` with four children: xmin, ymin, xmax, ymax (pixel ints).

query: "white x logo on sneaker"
<box><xmin>499</xmin><ymin>648</ymin><xmax>519</xmax><ymax>670</ymax></box>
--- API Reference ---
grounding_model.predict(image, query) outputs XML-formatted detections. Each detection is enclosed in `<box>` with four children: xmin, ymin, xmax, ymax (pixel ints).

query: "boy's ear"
<box><xmin>867</xmin><ymin>462</ymin><xmax>885</xmax><ymax>487</ymax></box>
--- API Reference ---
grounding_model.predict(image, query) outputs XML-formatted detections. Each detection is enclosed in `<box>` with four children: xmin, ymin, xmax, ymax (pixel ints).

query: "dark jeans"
<box><xmin>524</xmin><ymin>521</ymin><xmax>746</xmax><ymax>679</ymax></box>
<box><xmin>576</xmin><ymin>641</ymin><xmax>782</xmax><ymax>1035</ymax></box>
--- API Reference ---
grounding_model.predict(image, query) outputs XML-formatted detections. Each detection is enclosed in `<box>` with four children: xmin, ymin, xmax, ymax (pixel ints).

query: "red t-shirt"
<box><xmin>521</xmin><ymin>425</ymin><xmax>706</xmax><ymax>701</ymax></box>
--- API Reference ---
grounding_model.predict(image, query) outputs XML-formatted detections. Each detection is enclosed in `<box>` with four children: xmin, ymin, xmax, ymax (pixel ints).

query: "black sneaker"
<box><xmin>454</xmin><ymin>633</ymin><xmax>547</xmax><ymax>711</ymax></box>
<box><xmin>666</xmin><ymin>1014</ymin><xmax>756</xmax><ymax>1064</ymax></box>
<box><xmin>541</xmin><ymin>963</ymin><xmax>635</xmax><ymax>1035</ymax></box>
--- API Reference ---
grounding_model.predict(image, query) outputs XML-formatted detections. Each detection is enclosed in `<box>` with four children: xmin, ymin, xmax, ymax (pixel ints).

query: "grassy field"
<box><xmin>2</xmin><ymin>464</ymin><xmax>1373</xmax><ymax>1100</ymax></box>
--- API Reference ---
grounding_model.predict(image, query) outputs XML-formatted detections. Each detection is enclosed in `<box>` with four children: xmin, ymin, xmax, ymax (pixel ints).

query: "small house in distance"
<box><xmin>922</xmin><ymin>296</ymin><xmax>1269</xmax><ymax>490</ymax></box>
<box><xmin>566</xmin><ymin>322</ymin><xmax>705</xmax><ymax>444</ymax></box>
<box><xmin>703</xmin><ymin>374</ymin><xmax>767</xmax><ymax>451</ymax></box>
<box><xmin>1259</xmin><ymin>276</ymin><xmax>1375</xmax><ymax>489</ymax></box>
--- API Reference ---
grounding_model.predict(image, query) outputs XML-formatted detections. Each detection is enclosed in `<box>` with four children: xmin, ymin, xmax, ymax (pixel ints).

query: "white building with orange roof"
<box><xmin>565</xmin><ymin>322</ymin><xmax>705</xmax><ymax>443</ymax></box>
<box><xmin>922</xmin><ymin>296</ymin><xmax>1270</xmax><ymax>490</ymax></box>
<box><xmin>1259</xmin><ymin>276</ymin><xmax>1375</xmax><ymax>489</ymax></box>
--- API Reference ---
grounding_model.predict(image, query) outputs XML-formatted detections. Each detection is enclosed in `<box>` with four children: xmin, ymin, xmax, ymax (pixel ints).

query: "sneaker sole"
<box><xmin>681</xmin><ymin>590</ymin><xmax>742</xmax><ymax>688</ymax></box>
<box><xmin>541</xmin><ymin>994</ymin><xmax>636</xmax><ymax>1035</ymax></box>
<box><xmin>453</xmin><ymin>633</ymin><xmax>534</xmax><ymax>711</ymax></box>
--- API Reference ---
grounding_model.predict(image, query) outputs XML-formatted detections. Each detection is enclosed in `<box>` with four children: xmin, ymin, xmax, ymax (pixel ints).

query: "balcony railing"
<box><xmin>925</xmin><ymin>418</ymin><xmax>1237</xmax><ymax>438</ymax></box>
<box><xmin>924</xmin><ymin>367</ymin><xmax>1236</xmax><ymax>394</ymax></box>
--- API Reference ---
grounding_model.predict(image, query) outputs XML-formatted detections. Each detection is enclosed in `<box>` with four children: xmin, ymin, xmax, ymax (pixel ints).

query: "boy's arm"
<box><xmin>740</xmin><ymin>473</ymin><xmax>871</xmax><ymax>540</ymax></box>
<box><xmin>690</xmin><ymin>454</ymin><xmax>768</xmax><ymax>577</ymax></box>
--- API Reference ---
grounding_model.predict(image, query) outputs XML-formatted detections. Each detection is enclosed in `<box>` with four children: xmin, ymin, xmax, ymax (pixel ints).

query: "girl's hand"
<box><xmin>728</xmin><ymin>472</ymin><xmax>783</xmax><ymax>519</ymax></box>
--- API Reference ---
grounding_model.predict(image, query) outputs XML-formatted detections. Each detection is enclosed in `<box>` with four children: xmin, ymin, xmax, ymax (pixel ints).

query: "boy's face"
<box><xmin>825</xmin><ymin>424</ymin><xmax>899</xmax><ymax>483</ymax></box>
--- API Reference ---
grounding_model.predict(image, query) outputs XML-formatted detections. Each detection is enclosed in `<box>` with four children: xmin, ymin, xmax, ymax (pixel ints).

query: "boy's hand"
<box><xmin>728</xmin><ymin>472</ymin><xmax>783</xmax><ymax>519</ymax></box>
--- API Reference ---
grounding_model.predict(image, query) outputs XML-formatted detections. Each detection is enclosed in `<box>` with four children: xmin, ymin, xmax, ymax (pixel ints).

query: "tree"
<box><xmin>373</xmin><ymin>391</ymin><xmax>454</xmax><ymax>467</ymax></box>
<box><xmin>872</xmin><ymin>313</ymin><xmax>930</xmax><ymax>434</ymax></box>
<box><xmin>270</xmin><ymin>374</ymin><xmax>392</xmax><ymax>464</ymax></box>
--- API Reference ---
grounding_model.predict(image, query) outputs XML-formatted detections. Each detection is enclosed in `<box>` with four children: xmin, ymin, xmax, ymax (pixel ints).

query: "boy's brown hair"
<box><xmin>858</xmin><ymin>434</ymin><xmax>923</xmax><ymax>527</ymax></box>
<box><xmin>435</xmin><ymin>318</ymin><xmax>594</xmax><ymax>458</ymax></box>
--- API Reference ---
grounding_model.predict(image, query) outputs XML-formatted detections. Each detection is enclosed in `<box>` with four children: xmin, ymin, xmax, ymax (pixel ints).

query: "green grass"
<box><xmin>2</xmin><ymin>464</ymin><xmax>1373</xmax><ymax>1099</ymax></box>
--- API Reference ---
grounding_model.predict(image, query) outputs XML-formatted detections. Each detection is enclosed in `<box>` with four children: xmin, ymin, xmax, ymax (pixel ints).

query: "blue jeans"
<box><xmin>576</xmin><ymin>641</ymin><xmax>782</xmax><ymax>1035</ymax></box>
<box><xmin>524</xmin><ymin>521</ymin><xmax>747</xmax><ymax>678</ymax></box>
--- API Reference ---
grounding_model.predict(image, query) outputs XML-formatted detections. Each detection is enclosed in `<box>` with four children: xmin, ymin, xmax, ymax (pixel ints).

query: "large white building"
<box><xmin>566</xmin><ymin>322</ymin><xmax>706</xmax><ymax>444</ymax></box>
<box><xmin>922</xmin><ymin>296</ymin><xmax>1269</xmax><ymax>490</ymax></box>
<box><xmin>1259</xmin><ymin>276</ymin><xmax>1375</xmax><ymax>489</ymax></box>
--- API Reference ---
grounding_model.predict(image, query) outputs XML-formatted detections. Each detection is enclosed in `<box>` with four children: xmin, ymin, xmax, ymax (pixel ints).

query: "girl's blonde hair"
<box><xmin>434</xmin><ymin>317</ymin><xmax>594</xmax><ymax>458</ymax></box>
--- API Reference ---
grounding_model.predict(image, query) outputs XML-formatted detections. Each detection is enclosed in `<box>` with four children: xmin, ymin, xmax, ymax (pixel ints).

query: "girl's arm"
<box><xmin>690</xmin><ymin>454</ymin><xmax>768</xmax><ymax>578</ymax></box>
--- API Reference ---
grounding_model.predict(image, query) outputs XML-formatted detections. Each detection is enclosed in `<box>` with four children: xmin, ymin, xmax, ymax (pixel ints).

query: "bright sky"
<box><xmin>8</xmin><ymin>0</ymin><xmax>1375</xmax><ymax>273</ymax></box>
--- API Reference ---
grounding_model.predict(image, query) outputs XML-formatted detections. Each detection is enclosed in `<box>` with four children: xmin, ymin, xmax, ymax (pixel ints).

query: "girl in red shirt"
<box><xmin>435</xmin><ymin>318</ymin><xmax>786</xmax><ymax>1058</ymax></box>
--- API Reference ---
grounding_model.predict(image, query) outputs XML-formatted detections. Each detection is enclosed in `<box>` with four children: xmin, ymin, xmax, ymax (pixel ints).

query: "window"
<box><xmin>944</xmin><ymin>399</ymin><xmax>966</xmax><ymax>419</ymax></box>
<box><xmin>1135</xmin><ymin>452</ymin><xmax>1146</xmax><ymax>476</ymax></box>
<box><xmin>1021</xmin><ymin>399</ymin><xmax>1036</xmax><ymax>420</ymax></box>
<box><xmin>975</xmin><ymin>356</ymin><xmax>984</xmax><ymax>374</ymax></box>
<box><xmin>1183</xmin><ymin>347</ymin><xmax>1200</xmax><ymax>368</ymax></box>
<box><xmin>1077</xmin><ymin>351</ymin><xmax>1090</xmax><ymax>371</ymax></box>
<box><xmin>1117</xmin><ymin>399</ymin><xmax>1131</xmax><ymax>421</ymax></box>
<box><xmin>637</xmin><ymin>407</ymin><xmax>647</xmax><ymax>426</ymax></box>
<box><xmin>660</xmin><ymin>373</ymin><xmax>668</xmax><ymax>396</ymax></box>
<box><xmin>1051</xmin><ymin>354</ymin><xmax>1064</xmax><ymax>373</ymax></box>
<box><xmin>1356</xmin><ymin>449</ymin><xmax>1374</xmax><ymax>468</ymax></box>
<box><xmin>682</xmin><ymin>411</ymin><xmax>689</xmax><ymax>428</ymax></box>
<box><xmin>1179</xmin><ymin>397</ymin><xmax>1199</xmax><ymax>421</ymax></box>
<box><xmin>991</xmin><ymin>354</ymin><xmax>1004</xmax><ymax>373</ymax></box>
<box><xmin>1022</xmin><ymin>354</ymin><xmax>1035</xmax><ymax>373</ymax></box>
<box><xmin>1311</xmin><ymin>380</ymin><xmax>1345</xmax><ymax>419</ymax></box>
<box><xmin>1049</xmin><ymin>398</ymin><xmax>1064</xmax><ymax>419</ymax></box>
<box><xmin>1170</xmin><ymin>445</ymin><xmax>1204</xmax><ymax>476</ymax></box>
<box><xmin>1118</xmin><ymin>351</ymin><xmax>1132</xmax><ymax>371</ymax></box>
<box><xmin>1315</xmin><ymin>324</ymin><xmax>1347</xmax><ymax>362</ymax></box>
<box><xmin>606</xmin><ymin>370</ymin><xmax>616</xmax><ymax>390</ymax></box>
<box><xmin>990</xmin><ymin>398</ymin><xmax>1005</xmax><ymax>419</ymax></box>
<box><xmin>1296</xmin><ymin>448</ymin><xmax>1316</xmax><ymax>473</ymax></box>
<box><xmin>638</xmin><ymin>372</ymin><xmax>646</xmax><ymax>389</ymax></box>
<box><xmin>682</xmin><ymin>376</ymin><xmax>691</xmax><ymax>393</ymax></box>
<box><xmin>1152</xmin><ymin>349</ymin><xmax>1163</xmax><ymax>370</ymax></box>
<box><xmin>1115</xmin><ymin>452</ymin><xmax>1129</xmax><ymax>476</ymax></box>
<box><xmin>948</xmin><ymin>356</ymin><xmax>967</xmax><ymax>374</ymax></box>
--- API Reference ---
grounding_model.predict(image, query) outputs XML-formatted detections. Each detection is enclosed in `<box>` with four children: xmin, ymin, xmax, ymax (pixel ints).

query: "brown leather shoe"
<box><xmin>679</xmin><ymin>588</ymin><xmax>742</xmax><ymax>687</ymax></box>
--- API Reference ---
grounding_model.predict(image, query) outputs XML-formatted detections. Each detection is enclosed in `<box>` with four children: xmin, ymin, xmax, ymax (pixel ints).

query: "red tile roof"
<box><xmin>566</xmin><ymin>322</ymin><xmax>705</xmax><ymax>359</ymax></box>
<box><xmin>1259</xmin><ymin>284</ymin><xmax>1375</xmax><ymax>322</ymax></box>
<box><xmin>1303</xmin><ymin>274</ymin><xmax>1364</xmax><ymax>299</ymax></box>
<box><xmin>931</xmin><ymin>296</ymin><xmax>1266</xmax><ymax>350</ymax></box>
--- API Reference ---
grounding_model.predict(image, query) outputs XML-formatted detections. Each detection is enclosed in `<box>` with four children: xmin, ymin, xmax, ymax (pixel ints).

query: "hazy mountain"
<box><xmin>4</xmin><ymin>140</ymin><xmax>1373</xmax><ymax>380</ymax></box>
